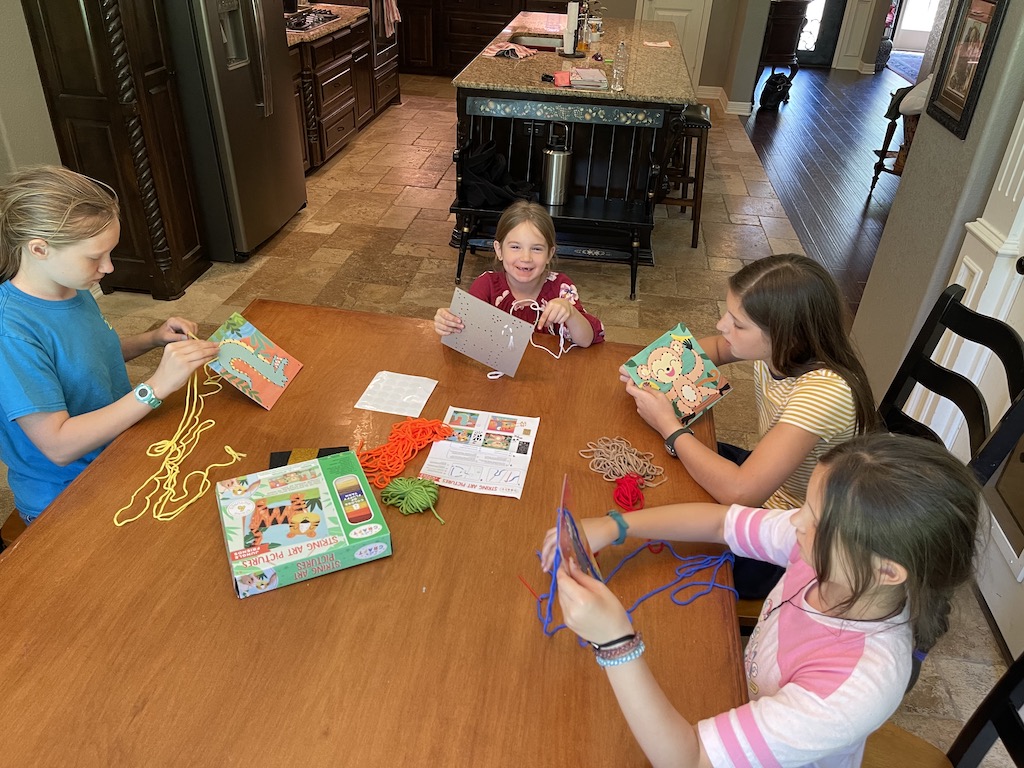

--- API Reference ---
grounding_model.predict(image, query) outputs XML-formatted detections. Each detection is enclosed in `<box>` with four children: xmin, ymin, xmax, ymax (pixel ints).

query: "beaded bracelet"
<box><xmin>594</xmin><ymin>631</ymin><xmax>644</xmax><ymax>663</ymax></box>
<box><xmin>596</xmin><ymin>639</ymin><xmax>646</xmax><ymax>668</ymax></box>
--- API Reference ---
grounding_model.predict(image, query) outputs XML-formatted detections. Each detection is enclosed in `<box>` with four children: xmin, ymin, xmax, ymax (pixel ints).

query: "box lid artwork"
<box><xmin>216</xmin><ymin>451</ymin><xmax>391</xmax><ymax>598</ymax></box>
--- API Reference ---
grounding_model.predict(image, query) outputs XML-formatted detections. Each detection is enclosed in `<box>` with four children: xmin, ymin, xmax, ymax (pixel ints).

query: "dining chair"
<box><xmin>877</xmin><ymin>284</ymin><xmax>1024</xmax><ymax>455</ymax></box>
<box><xmin>862</xmin><ymin>651</ymin><xmax>1024</xmax><ymax>767</ymax></box>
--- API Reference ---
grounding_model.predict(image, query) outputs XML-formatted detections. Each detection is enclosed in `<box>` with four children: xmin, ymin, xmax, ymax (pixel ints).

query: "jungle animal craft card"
<box><xmin>208</xmin><ymin>312</ymin><xmax>303</xmax><ymax>410</ymax></box>
<box><xmin>623</xmin><ymin>323</ymin><xmax>731</xmax><ymax>426</ymax></box>
<box><xmin>555</xmin><ymin>474</ymin><xmax>602</xmax><ymax>582</ymax></box>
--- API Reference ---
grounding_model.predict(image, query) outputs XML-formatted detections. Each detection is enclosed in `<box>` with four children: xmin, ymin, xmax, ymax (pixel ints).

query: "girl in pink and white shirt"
<box><xmin>540</xmin><ymin>433</ymin><xmax>981</xmax><ymax>767</ymax></box>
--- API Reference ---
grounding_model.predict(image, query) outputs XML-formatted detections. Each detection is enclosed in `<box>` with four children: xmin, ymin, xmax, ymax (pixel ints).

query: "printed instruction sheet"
<box><xmin>418</xmin><ymin>406</ymin><xmax>540</xmax><ymax>499</ymax></box>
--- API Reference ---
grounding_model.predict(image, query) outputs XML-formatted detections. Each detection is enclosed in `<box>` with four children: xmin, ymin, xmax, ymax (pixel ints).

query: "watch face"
<box><xmin>137</xmin><ymin>385</ymin><xmax>151</xmax><ymax>398</ymax></box>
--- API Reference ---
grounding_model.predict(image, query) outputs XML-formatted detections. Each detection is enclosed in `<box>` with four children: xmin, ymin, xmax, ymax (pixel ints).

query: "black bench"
<box><xmin>449</xmin><ymin>96</ymin><xmax>709</xmax><ymax>300</ymax></box>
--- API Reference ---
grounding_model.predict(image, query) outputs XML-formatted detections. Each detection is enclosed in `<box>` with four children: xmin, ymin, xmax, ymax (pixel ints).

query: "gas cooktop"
<box><xmin>285</xmin><ymin>8</ymin><xmax>339</xmax><ymax>31</ymax></box>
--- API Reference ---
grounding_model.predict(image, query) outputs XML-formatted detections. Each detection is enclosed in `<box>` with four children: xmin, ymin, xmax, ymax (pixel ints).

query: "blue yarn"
<box><xmin>537</xmin><ymin>540</ymin><xmax>737</xmax><ymax>638</ymax></box>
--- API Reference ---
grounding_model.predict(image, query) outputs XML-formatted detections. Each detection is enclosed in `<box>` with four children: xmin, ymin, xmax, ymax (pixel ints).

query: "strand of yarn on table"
<box><xmin>579</xmin><ymin>436</ymin><xmax>666</xmax><ymax>510</ymax></box>
<box><xmin>357</xmin><ymin>418</ymin><xmax>453</xmax><ymax>489</ymax></box>
<box><xmin>381</xmin><ymin>477</ymin><xmax>444</xmax><ymax>524</ymax></box>
<box><xmin>114</xmin><ymin>372</ymin><xmax>246</xmax><ymax>526</ymax></box>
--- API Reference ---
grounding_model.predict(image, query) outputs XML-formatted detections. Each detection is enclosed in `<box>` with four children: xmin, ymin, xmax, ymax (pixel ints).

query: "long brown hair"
<box><xmin>729</xmin><ymin>254</ymin><xmax>877</xmax><ymax>434</ymax></box>
<box><xmin>814</xmin><ymin>433</ymin><xmax>981</xmax><ymax>651</ymax></box>
<box><xmin>0</xmin><ymin>165</ymin><xmax>119</xmax><ymax>282</ymax></box>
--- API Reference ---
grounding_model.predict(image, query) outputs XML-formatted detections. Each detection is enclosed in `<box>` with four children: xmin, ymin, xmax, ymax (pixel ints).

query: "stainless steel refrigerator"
<box><xmin>165</xmin><ymin>0</ymin><xmax>306</xmax><ymax>262</ymax></box>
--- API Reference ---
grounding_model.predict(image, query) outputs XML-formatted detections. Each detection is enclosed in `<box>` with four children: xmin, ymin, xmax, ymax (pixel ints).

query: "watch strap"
<box><xmin>133</xmin><ymin>382</ymin><xmax>163</xmax><ymax>409</ymax></box>
<box><xmin>607</xmin><ymin>509</ymin><xmax>629</xmax><ymax>546</ymax></box>
<box><xmin>664</xmin><ymin>426</ymin><xmax>693</xmax><ymax>457</ymax></box>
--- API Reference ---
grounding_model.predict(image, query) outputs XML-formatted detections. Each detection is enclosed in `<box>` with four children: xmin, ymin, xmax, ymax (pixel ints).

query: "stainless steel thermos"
<box><xmin>541</xmin><ymin>122</ymin><xmax>571</xmax><ymax>206</ymax></box>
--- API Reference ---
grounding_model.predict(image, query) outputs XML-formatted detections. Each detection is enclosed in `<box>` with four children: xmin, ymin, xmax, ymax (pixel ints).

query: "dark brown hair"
<box><xmin>814</xmin><ymin>433</ymin><xmax>981</xmax><ymax>651</ymax></box>
<box><xmin>729</xmin><ymin>254</ymin><xmax>877</xmax><ymax>434</ymax></box>
<box><xmin>0</xmin><ymin>165</ymin><xmax>119</xmax><ymax>282</ymax></box>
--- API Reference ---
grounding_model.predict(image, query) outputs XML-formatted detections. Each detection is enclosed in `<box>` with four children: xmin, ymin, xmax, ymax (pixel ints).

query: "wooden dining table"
<box><xmin>0</xmin><ymin>300</ymin><xmax>745</xmax><ymax>766</ymax></box>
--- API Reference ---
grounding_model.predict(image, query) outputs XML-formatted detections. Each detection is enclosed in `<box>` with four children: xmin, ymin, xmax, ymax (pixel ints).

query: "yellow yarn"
<box><xmin>114</xmin><ymin>370</ymin><xmax>245</xmax><ymax>526</ymax></box>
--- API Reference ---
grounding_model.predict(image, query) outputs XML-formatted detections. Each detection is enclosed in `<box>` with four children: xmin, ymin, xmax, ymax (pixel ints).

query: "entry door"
<box><xmin>634</xmin><ymin>0</ymin><xmax>712</xmax><ymax>87</ymax></box>
<box><xmin>797</xmin><ymin>0</ymin><xmax>849</xmax><ymax>66</ymax></box>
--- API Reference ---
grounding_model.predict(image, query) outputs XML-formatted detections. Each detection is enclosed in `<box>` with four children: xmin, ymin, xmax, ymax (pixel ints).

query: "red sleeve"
<box><xmin>545</xmin><ymin>273</ymin><xmax>605</xmax><ymax>344</ymax></box>
<box><xmin>468</xmin><ymin>271</ymin><xmax>499</xmax><ymax>304</ymax></box>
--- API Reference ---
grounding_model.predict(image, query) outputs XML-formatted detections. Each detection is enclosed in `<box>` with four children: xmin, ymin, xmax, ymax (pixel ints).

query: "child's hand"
<box><xmin>149</xmin><ymin>339</ymin><xmax>220</xmax><ymax>397</ymax></box>
<box><xmin>618</xmin><ymin>364</ymin><xmax>633</xmax><ymax>384</ymax></box>
<box><xmin>540</xmin><ymin>516</ymin><xmax>618</xmax><ymax>573</ymax></box>
<box><xmin>538</xmin><ymin>298</ymin><xmax>574</xmax><ymax>328</ymax></box>
<box><xmin>556</xmin><ymin>558</ymin><xmax>633</xmax><ymax>646</ymax></box>
<box><xmin>434</xmin><ymin>307</ymin><xmax>464</xmax><ymax>336</ymax></box>
<box><xmin>624</xmin><ymin>380</ymin><xmax>681</xmax><ymax>439</ymax></box>
<box><xmin>153</xmin><ymin>317</ymin><xmax>200</xmax><ymax>346</ymax></box>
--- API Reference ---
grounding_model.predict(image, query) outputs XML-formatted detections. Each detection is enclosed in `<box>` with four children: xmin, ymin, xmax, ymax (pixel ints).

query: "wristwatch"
<box><xmin>663</xmin><ymin>426</ymin><xmax>693</xmax><ymax>457</ymax></box>
<box><xmin>133</xmin><ymin>382</ymin><xmax>163</xmax><ymax>409</ymax></box>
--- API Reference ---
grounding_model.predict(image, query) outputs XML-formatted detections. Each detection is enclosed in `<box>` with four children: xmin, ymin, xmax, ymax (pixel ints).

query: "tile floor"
<box><xmin>0</xmin><ymin>74</ymin><xmax>1012</xmax><ymax>765</ymax></box>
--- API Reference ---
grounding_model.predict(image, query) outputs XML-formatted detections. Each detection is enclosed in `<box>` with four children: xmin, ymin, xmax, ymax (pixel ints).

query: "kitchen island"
<box><xmin>450</xmin><ymin>13</ymin><xmax>703</xmax><ymax>299</ymax></box>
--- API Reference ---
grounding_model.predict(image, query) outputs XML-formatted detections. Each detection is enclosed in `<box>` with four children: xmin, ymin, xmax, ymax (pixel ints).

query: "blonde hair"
<box><xmin>494</xmin><ymin>200</ymin><xmax>557</xmax><ymax>253</ymax></box>
<box><xmin>0</xmin><ymin>165</ymin><xmax>119</xmax><ymax>282</ymax></box>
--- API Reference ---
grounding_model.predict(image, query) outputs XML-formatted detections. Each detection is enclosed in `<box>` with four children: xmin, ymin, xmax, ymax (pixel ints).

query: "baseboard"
<box><xmin>695</xmin><ymin>85</ymin><xmax>727</xmax><ymax>114</ymax></box>
<box><xmin>858</xmin><ymin>61</ymin><xmax>878</xmax><ymax>76</ymax></box>
<box><xmin>725</xmin><ymin>100</ymin><xmax>753</xmax><ymax>116</ymax></box>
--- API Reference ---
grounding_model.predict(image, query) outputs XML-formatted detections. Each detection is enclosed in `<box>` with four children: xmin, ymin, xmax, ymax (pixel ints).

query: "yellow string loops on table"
<box><xmin>114</xmin><ymin>372</ymin><xmax>246</xmax><ymax>526</ymax></box>
<box><xmin>579</xmin><ymin>436</ymin><xmax>667</xmax><ymax>487</ymax></box>
<box><xmin>381</xmin><ymin>477</ymin><xmax>444</xmax><ymax>524</ymax></box>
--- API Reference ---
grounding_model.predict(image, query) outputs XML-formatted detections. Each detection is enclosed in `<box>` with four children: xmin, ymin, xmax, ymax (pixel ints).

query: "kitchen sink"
<box><xmin>508</xmin><ymin>34</ymin><xmax>562</xmax><ymax>51</ymax></box>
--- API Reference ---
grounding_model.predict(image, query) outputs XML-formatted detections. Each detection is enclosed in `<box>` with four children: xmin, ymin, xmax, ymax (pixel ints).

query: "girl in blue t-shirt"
<box><xmin>0</xmin><ymin>165</ymin><xmax>219</xmax><ymax>524</ymax></box>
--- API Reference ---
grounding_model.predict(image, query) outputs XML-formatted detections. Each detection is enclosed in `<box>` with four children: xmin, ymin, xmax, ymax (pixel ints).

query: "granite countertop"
<box><xmin>286</xmin><ymin>3</ymin><xmax>369</xmax><ymax>47</ymax></box>
<box><xmin>452</xmin><ymin>12</ymin><xmax>695</xmax><ymax>105</ymax></box>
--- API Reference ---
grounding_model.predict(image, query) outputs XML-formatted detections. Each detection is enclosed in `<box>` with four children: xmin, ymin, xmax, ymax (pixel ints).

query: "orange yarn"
<box><xmin>357</xmin><ymin>417</ymin><xmax>453</xmax><ymax>488</ymax></box>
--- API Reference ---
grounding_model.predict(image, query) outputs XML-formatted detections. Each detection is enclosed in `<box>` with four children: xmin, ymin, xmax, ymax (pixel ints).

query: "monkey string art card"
<box><xmin>623</xmin><ymin>323</ymin><xmax>732</xmax><ymax>426</ymax></box>
<box><xmin>208</xmin><ymin>312</ymin><xmax>303</xmax><ymax>410</ymax></box>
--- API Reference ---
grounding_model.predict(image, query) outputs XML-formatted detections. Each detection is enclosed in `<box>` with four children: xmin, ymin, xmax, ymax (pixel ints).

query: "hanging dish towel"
<box><xmin>482</xmin><ymin>41</ymin><xmax>539</xmax><ymax>59</ymax></box>
<box><xmin>383</xmin><ymin>0</ymin><xmax>402</xmax><ymax>38</ymax></box>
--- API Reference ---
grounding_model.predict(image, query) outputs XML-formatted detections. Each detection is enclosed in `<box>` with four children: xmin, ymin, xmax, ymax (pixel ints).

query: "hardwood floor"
<box><xmin>742</xmin><ymin>66</ymin><xmax>911</xmax><ymax>314</ymax></box>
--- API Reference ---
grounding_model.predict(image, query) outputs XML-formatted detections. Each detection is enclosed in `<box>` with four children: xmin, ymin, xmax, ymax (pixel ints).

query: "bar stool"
<box><xmin>657</xmin><ymin>103</ymin><xmax>711</xmax><ymax>248</ymax></box>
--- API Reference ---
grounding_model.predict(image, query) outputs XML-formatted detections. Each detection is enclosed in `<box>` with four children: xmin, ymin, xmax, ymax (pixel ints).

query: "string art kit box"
<box><xmin>216</xmin><ymin>451</ymin><xmax>391</xmax><ymax>599</ymax></box>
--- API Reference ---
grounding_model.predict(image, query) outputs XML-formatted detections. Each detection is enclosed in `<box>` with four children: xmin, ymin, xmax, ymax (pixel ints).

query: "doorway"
<box><xmin>796</xmin><ymin>0</ymin><xmax>849</xmax><ymax>67</ymax></box>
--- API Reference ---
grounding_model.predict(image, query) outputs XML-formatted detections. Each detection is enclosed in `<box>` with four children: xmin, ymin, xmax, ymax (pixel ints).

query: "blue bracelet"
<box><xmin>607</xmin><ymin>510</ymin><xmax>629</xmax><ymax>546</ymax></box>
<box><xmin>595</xmin><ymin>640</ymin><xmax>646</xmax><ymax>667</ymax></box>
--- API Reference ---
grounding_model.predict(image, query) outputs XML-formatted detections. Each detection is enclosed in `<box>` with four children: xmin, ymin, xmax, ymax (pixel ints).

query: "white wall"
<box><xmin>0</xmin><ymin>0</ymin><xmax>61</xmax><ymax>175</ymax></box>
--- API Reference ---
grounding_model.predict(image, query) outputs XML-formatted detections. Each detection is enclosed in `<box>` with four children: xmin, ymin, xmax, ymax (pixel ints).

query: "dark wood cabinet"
<box><xmin>20</xmin><ymin>0</ymin><xmax>209</xmax><ymax>299</ymax></box>
<box><xmin>292</xmin><ymin>16</ymin><xmax>396</xmax><ymax>170</ymax></box>
<box><xmin>289</xmin><ymin>46</ymin><xmax>311</xmax><ymax>173</ymax></box>
<box><xmin>399</xmin><ymin>0</ymin><xmax>436</xmax><ymax>71</ymax></box>
<box><xmin>353</xmin><ymin>42</ymin><xmax>375</xmax><ymax>127</ymax></box>
<box><xmin>400</xmin><ymin>0</ymin><xmax>520</xmax><ymax>76</ymax></box>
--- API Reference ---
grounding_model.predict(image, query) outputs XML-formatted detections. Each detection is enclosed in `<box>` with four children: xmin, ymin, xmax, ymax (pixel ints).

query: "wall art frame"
<box><xmin>927</xmin><ymin>0</ymin><xmax>1009</xmax><ymax>140</ymax></box>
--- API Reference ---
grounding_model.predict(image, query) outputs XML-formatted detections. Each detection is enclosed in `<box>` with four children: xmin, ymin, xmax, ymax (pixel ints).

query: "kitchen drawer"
<box><xmin>480</xmin><ymin>0</ymin><xmax>517</xmax><ymax>14</ymax></box>
<box><xmin>374</xmin><ymin>62</ymin><xmax>400</xmax><ymax>113</ymax></box>
<box><xmin>444</xmin><ymin>13</ymin><xmax>509</xmax><ymax>39</ymax></box>
<box><xmin>309</xmin><ymin>26</ymin><xmax>352</xmax><ymax>69</ymax></box>
<box><xmin>319</xmin><ymin>100</ymin><xmax>357</xmax><ymax>161</ymax></box>
<box><xmin>350</xmin><ymin>16</ymin><xmax>370</xmax><ymax>49</ymax></box>
<box><xmin>314</xmin><ymin>53</ymin><xmax>354</xmax><ymax>112</ymax></box>
<box><xmin>522</xmin><ymin>0</ymin><xmax>567</xmax><ymax>12</ymax></box>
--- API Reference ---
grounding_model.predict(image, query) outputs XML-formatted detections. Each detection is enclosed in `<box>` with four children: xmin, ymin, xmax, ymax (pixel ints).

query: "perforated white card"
<box><xmin>441</xmin><ymin>288</ymin><xmax>534</xmax><ymax>377</ymax></box>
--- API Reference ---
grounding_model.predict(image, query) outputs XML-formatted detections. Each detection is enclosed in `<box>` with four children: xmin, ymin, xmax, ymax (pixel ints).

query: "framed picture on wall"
<box><xmin>927</xmin><ymin>0</ymin><xmax>1009</xmax><ymax>139</ymax></box>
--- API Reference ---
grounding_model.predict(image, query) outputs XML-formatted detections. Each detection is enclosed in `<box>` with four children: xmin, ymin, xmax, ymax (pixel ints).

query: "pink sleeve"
<box><xmin>723</xmin><ymin>504</ymin><xmax>798</xmax><ymax>567</ymax></box>
<box><xmin>468</xmin><ymin>271</ymin><xmax>497</xmax><ymax>304</ymax></box>
<box><xmin>548</xmin><ymin>273</ymin><xmax>605</xmax><ymax>344</ymax></box>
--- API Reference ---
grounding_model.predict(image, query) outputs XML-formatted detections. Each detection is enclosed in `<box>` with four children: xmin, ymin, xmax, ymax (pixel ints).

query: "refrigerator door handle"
<box><xmin>250</xmin><ymin>0</ymin><xmax>273</xmax><ymax>117</ymax></box>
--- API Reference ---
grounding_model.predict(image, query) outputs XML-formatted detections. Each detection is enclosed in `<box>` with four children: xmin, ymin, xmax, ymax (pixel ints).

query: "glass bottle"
<box><xmin>611</xmin><ymin>40</ymin><xmax>628</xmax><ymax>92</ymax></box>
